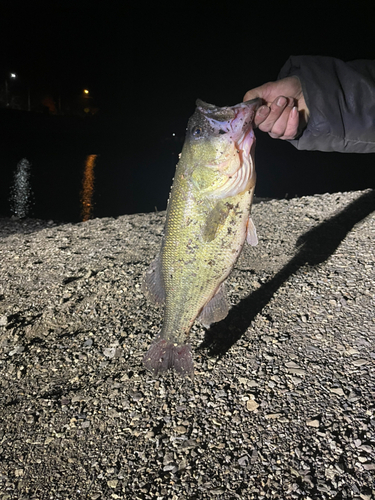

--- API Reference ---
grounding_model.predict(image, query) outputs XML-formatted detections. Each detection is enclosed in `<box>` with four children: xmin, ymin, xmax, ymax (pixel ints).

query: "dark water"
<box><xmin>0</xmin><ymin>109</ymin><xmax>176</xmax><ymax>222</ymax></box>
<box><xmin>1</xmin><ymin>109</ymin><xmax>374</xmax><ymax>223</ymax></box>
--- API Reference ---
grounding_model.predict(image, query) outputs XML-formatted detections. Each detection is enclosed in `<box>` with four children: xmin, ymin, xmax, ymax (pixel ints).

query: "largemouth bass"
<box><xmin>142</xmin><ymin>98</ymin><xmax>261</xmax><ymax>376</ymax></box>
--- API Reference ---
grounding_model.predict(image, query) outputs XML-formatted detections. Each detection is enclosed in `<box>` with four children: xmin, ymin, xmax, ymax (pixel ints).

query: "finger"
<box><xmin>268</xmin><ymin>101</ymin><xmax>295</xmax><ymax>138</ymax></box>
<box><xmin>244</xmin><ymin>81</ymin><xmax>283</xmax><ymax>104</ymax></box>
<box><xmin>281</xmin><ymin>106</ymin><xmax>300</xmax><ymax>140</ymax></box>
<box><xmin>257</xmin><ymin>96</ymin><xmax>288</xmax><ymax>133</ymax></box>
<box><xmin>253</xmin><ymin>105</ymin><xmax>270</xmax><ymax>128</ymax></box>
<box><xmin>243</xmin><ymin>86</ymin><xmax>264</xmax><ymax>102</ymax></box>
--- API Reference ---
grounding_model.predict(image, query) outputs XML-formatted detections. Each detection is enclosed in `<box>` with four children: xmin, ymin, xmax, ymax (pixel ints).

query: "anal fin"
<box><xmin>198</xmin><ymin>283</ymin><xmax>229</xmax><ymax>328</ymax></box>
<box><xmin>141</xmin><ymin>253</ymin><xmax>165</xmax><ymax>305</ymax></box>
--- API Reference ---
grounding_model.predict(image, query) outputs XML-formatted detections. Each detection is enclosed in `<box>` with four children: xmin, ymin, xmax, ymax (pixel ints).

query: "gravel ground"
<box><xmin>0</xmin><ymin>190</ymin><xmax>374</xmax><ymax>500</ymax></box>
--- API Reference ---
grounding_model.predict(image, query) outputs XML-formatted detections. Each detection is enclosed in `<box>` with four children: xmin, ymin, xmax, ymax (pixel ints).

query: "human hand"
<box><xmin>243</xmin><ymin>76</ymin><xmax>309</xmax><ymax>140</ymax></box>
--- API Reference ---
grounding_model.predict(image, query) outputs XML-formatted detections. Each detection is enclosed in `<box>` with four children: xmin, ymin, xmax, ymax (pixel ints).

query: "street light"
<box><xmin>5</xmin><ymin>72</ymin><xmax>17</xmax><ymax>108</ymax></box>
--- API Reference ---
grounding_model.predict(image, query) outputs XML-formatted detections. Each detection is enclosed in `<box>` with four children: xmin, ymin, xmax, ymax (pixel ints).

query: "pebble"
<box><xmin>306</xmin><ymin>420</ymin><xmax>320</xmax><ymax>428</ymax></box>
<box><xmin>329</xmin><ymin>387</ymin><xmax>345</xmax><ymax>396</ymax></box>
<box><xmin>352</xmin><ymin>359</ymin><xmax>368</xmax><ymax>366</ymax></box>
<box><xmin>107</xmin><ymin>479</ymin><xmax>118</xmax><ymax>489</ymax></box>
<box><xmin>246</xmin><ymin>400</ymin><xmax>259</xmax><ymax>412</ymax></box>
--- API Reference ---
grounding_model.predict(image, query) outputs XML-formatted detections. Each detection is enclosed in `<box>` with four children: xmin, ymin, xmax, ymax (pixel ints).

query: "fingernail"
<box><xmin>276</xmin><ymin>96</ymin><xmax>287</xmax><ymax>107</ymax></box>
<box><xmin>291</xmin><ymin>106</ymin><xmax>298</xmax><ymax>117</ymax></box>
<box><xmin>257</xmin><ymin>105</ymin><xmax>269</xmax><ymax>116</ymax></box>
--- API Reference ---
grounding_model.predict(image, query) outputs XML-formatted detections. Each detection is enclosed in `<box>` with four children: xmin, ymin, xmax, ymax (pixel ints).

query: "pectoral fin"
<box><xmin>198</xmin><ymin>283</ymin><xmax>229</xmax><ymax>328</ymax></box>
<box><xmin>141</xmin><ymin>253</ymin><xmax>165</xmax><ymax>305</ymax></box>
<box><xmin>246</xmin><ymin>216</ymin><xmax>258</xmax><ymax>246</ymax></box>
<box><xmin>202</xmin><ymin>201</ymin><xmax>230</xmax><ymax>242</ymax></box>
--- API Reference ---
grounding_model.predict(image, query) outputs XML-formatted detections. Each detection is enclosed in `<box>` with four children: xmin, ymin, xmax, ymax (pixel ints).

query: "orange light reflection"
<box><xmin>81</xmin><ymin>154</ymin><xmax>97</xmax><ymax>221</ymax></box>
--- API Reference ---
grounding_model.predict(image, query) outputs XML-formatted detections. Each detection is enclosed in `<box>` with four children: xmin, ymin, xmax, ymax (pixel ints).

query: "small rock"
<box><xmin>248</xmin><ymin>380</ymin><xmax>259</xmax><ymax>387</ymax></box>
<box><xmin>8</xmin><ymin>346</ymin><xmax>25</xmax><ymax>356</ymax></box>
<box><xmin>130</xmin><ymin>391</ymin><xmax>144</xmax><ymax>401</ymax></box>
<box><xmin>346</xmin><ymin>347</ymin><xmax>359</xmax><ymax>355</ymax></box>
<box><xmin>103</xmin><ymin>347</ymin><xmax>116</xmax><ymax>358</ymax></box>
<box><xmin>107</xmin><ymin>479</ymin><xmax>118</xmax><ymax>489</ymax></box>
<box><xmin>306</xmin><ymin>420</ymin><xmax>320</xmax><ymax>428</ymax></box>
<box><xmin>174</xmin><ymin>425</ymin><xmax>187</xmax><ymax>434</ymax></box>
<box><xmin>285</xmin><ymin>361</ymin><xmax>301</xmax><ymax>369</ymax></box>
<box><xmin>291</xmin><ymin>376</ymin><xmax>303</xmax><ymax>385</ymax></box>
<box><xmin>362</xmin><ymin>463</ymin><xmax>375</xmax><ymax>471</ymax></box>
<box><xmin>285</xmin><ymin>361</ymin><xmax>306</xmax><ymax>375</ymax></box>
<box><xmin>352</xmin><ymin>359</ymin><xmax>368</xmax><ymax>367</ymax></box>
<box><xmin>163</xmin><ymin>464</ymin><xmax>177</xmax><ymax>472</ymax></box>
<box><xmin>246</xmin><ymin>400</ymin><xmax>259</xmax><ymax>412</ymax></box>
<box><xmin>288</xmin><ymin>368</ymin><xmax>306</xmax><ymax>376</ymax></box>
<box><xmin>330</xmin><ymin>387</ymin><xmax>345</xmax><ymax>396</ymax></box>
<box><xmin>238</xmin><ymin>455</ymin><xmax>249</xmax><ymax>466</ymax></box>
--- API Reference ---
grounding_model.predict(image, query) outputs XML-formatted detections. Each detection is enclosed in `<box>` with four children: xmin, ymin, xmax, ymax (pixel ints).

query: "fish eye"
<box><xmin>192</xmin><ymin>126</ymin><xmax>202</xmax><ymax>136</ymax></box>
<box><xmin>218</xmin><ymin>129</ymin><xmax>226</xmax><ymax>135</ymax></box>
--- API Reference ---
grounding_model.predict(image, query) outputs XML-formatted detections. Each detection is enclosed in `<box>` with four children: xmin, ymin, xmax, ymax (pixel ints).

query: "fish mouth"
<box><xmin>194</xmin><ymin>99</ymin><xmax>261</xmax><ymax>198</ymax></box>
<box><xmin>195</xmin><ymin>98</ymin><xmax>261</xmax><ymax>139</ymax></box>
<box><xmin>195</xmin><ymin>98</ymin><xmax>260</xmax><ymax>161</ymax></box>
<box><xmin>196</xmin><ymin>98</ymin><xmax>262</xmax><ymax>121</ymax></box>
<box><xmin>242</xmin><ymin>97</ymin><xmax>263</xmax><ymax>109</ymax></box>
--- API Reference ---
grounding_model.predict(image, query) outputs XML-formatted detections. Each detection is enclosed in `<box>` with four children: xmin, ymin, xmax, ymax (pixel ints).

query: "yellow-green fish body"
<box><xmin>143</xmin><ymin>98</ymin><xmax>260</xmax><ymax>375</ymax></box>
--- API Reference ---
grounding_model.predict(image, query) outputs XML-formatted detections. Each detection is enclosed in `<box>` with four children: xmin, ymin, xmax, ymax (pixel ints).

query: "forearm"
<box><xmin>278</xmin><ymin>56</ymin><xmax>375</xmax><ymax>153</ymax></box>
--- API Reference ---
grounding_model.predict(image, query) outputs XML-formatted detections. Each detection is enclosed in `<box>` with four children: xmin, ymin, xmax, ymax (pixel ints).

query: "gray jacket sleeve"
<box><xmin>278</xmin><ymin>55</ymin><xmax>375</xmax><ymax>153</ymax></box>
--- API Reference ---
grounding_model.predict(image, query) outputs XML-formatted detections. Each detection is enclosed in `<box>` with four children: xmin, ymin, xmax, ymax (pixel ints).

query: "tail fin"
<box><xmin>143</xmin><ymin>337</ymin><xmax>193</xmax><ymax>376</ymax></box>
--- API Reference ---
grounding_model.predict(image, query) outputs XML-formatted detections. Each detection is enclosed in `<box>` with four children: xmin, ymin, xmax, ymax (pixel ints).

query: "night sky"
<box><xmin>1</xmin><ymin>2</ymin><xmax>374</xmax><ymax>220</ymax></box>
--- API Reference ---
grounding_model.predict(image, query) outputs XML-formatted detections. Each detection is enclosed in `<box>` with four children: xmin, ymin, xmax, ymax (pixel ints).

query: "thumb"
<box><xmin>243</xmin><ymin>85</ymin><xmax>265</xmax><ymax>103</ymax></box>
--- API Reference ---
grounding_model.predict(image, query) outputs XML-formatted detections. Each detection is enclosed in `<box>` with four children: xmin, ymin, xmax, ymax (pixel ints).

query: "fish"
<box><xmin>142</xmin><ymin>97</ymin><xmax>261</xmax><ymax>376</ymax></box>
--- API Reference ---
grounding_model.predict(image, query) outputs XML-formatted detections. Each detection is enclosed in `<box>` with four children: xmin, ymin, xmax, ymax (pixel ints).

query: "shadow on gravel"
<box><xmin>201</xmin><ymin>189</ymin><xmax>375</xmax><ymax>357</ymax></box>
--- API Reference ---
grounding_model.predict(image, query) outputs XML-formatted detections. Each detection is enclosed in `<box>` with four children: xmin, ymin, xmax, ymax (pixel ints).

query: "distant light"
<box><xmin>172</xmin><ymin>133</ymin><xmax>175</xmax><ymax>136</ymax></box>
<box><xmin>81</xmin><ymin>155</ymin><xmax>97</xmax><ymax>222</ymax></box>
<box><xmin>83</xmin><ymin>89</ymin><xmax>89</xmax><ymax>95</ymax></box>
<box><xmin>10</xmin><ymin>73</ymin><xmax>17</xmax><ymax>79</ymax></box>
